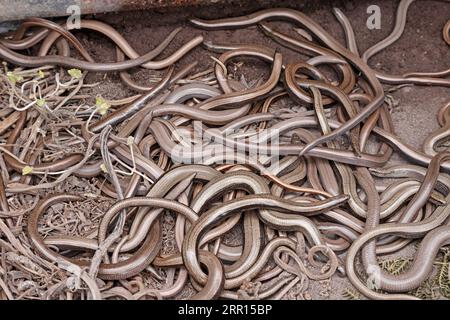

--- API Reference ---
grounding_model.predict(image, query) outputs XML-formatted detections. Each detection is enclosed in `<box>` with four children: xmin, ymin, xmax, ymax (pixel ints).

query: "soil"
<box><xmin>3</xmin><ymin>0</ymin><xmax>450</xmax><ymax>299</ymax></box>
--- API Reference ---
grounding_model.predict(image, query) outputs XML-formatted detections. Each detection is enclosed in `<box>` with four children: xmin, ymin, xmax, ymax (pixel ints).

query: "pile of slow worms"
<box><xmin>0</xmin><ymin>0</ymin><xmax>449</xmax><ymax>300</ymax></box>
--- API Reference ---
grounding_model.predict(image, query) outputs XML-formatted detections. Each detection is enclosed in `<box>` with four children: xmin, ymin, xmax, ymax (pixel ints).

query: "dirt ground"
<box><xmin>2</xmin><ymin>0</ymin><xmax>449</xmax><ymax>299</ymax></box>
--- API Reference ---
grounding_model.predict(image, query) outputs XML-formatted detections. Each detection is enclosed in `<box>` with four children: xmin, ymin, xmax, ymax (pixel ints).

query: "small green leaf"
<box><xmin>127</xmin><ymin>136</ymin><xmax>134</xmax><ymax>146</ymax></box>
<box><xmin>68</xmin><ymin>68</ymin><xmax>82</xmax><ymax>79</ymax></box>
<box><xmin>95</xmin><ymin>96</ymin><xmax>105</xmax><ymax>106</ymax></box>
<box><xmin>100</xmin><ymin>163</ymin><xmax>108</xmax><ymax>173</ymax></box>
<box><xmin>36</xmin><ymin>98</ymin><xmax>46</xmax><ymax>107</ymax></box>
<box><xmin>38</xmin><ymin>70</ymin><xmax>45</xmax><ymax>78</ymax></box>
<box><xmin>96</xmin><ymin>96</ymin><xmax>110</xmax><ymax>116</ymax></box>
<box><xmin>22</xmin><ymin>166</ymin><xmax>33</xmax><ymax>175</ymax></box>
<box><xmin>7</xmin><ymin>71</ymin><xmax>23</xmax><ymax>84</ymax></box>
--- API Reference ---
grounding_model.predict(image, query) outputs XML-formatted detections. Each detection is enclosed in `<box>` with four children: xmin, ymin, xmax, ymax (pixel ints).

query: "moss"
<box><xmin>379</xmin><ymin>257</ymin><xmax>411</xmax><ymax>275</ymax></box>
<box><xmin>342</xmin><ymin>288</ymin><xmax>361</xmax><ymax>300</ymax></box>
<box><xmin>411</xmin><ymin>278</ymin><xmax>439</xmax><ymax>300</ymax></box>
<box><xmin>436</xmin><ymin>248</ymin><xmax>450</xmax><ymax>298</ymax></box>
